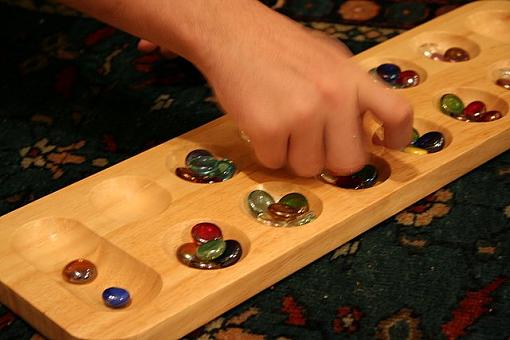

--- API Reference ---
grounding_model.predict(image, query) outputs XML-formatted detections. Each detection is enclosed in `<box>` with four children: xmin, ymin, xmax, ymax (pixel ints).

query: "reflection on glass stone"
<box><xmin>440</xmin><ymin>94</ymin><xmax>464</xmax><ymax>116</ymax></box>
<box><xmin>62</xmin><ymin>258</ymin><xmax>97</xmax><ymax>284</ymax></box>
<box><xmin>102</xmin><ymin>287</ymin><xmax>131</xmax><ymax>309</ymax></box>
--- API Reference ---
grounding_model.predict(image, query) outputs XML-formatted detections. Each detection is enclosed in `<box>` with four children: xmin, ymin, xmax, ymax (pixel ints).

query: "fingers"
<box><xmin>287</xmin><ymin>113</ymin><xmax>325</xmax><ymax>177</ymax></box>
<box><xmin>244</xmin><ymin>122</ymin><xmax>289</xmax><ymax>170</ymax></box>
<box><xmin>137</xmin><ymin>39</ymin><xmax>158</xmax><ymax>53</ymax></box>
<box><xmin>358</xmin><ymin>76</ymin><xmax>413</xmax><ymax>149</ymax></box>
<box><xmin>324</xmin><ymin>94</ymin><xmax>368</xmax><ymax>175</ymax></box>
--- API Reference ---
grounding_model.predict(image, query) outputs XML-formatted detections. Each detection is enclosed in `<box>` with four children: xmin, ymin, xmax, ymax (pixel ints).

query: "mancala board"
<box><xmin>1</xmin><ymin>1</ymin><xmax>509</xmax><ymax>338</ymax></box>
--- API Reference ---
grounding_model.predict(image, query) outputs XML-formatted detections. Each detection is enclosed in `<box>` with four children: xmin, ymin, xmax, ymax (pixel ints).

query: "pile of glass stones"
<box><xmin>62</xmin><ymin>258</ymin><xmax>131</xmax><ymax>308</ymax></box>
<box><xmin>419</xmin><ymin>44</ymin><xmax>470</xmax><ymax>62</ymax></box>
<box><xmin>370</xmin><ymin>63</ymin><xmax>420</xmax><ymax>89</ymax></box>
<box><xmin>175</xmin><ymin>149</ymin><xmax>236</xmax><ymax>183</ymax></box>
<box><xmin>495</xmin><ymin>69</ymin><xmax>510</xmax><ymax>90</ymax></box>
<box><xmin>247</xmin><ymin>191</ymin><xmax>316</xmax><ymax>227</ymax></box>
<box><xmin>320</xmin><ymin>165</ymin><xmax>378</xmax><ymax>190</ymax></box>
<box><xmin>440</xmin><ymin>94</ymin><xmax>503</xmax><ymax>122</ymax></box>
<box><xmin>177</xmin><ymin>222</ymin><xmax>242</xmax><ymax>269</ymax></box>
<box><xmin>402</xmin><ymin>129</ymin><xmax>445</xmax><ymax>155</ymax></box>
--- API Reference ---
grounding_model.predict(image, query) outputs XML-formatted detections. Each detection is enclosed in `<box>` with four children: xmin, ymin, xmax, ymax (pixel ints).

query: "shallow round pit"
<box><xmin>436</xmin><ymin>88</ymin><xmax>508</xmax><ymax>122</ymax></box>
<box><xmin>11</xmin><ymin>217</ymin><xmax>163</xmax><ymax>309</ymax></box>
<box><xmin>90</xmin><ymin>176</ymin><xmax>171</xmax><ymax>223</ymax></box>
<box><xmin>243</xmin><ymin>181</ymin><xmax>323</xmax><ymax>227</ymax></box>
<box><xmin>164</xmin><ymin>219</ymin><xmax>250</xmax><ymax>269</ymax></box>
<box><xmin>412</xmin><ymin>32</ymin><xmax>480</xmax><ymax>62</ymax></box>
<box><xmin>467</xmin><ymin>9</ymin><xmax>510</xmax><ymax>43</ymax></box>
<box><xmin>359</xmin><ymin>57</ymin><xmax>427</xmax><ymax>88</ymax></box>
<box><xmin>372</xmin><ymin>117</ymin><xmax>452</xmax><ymax>153</ymax></box>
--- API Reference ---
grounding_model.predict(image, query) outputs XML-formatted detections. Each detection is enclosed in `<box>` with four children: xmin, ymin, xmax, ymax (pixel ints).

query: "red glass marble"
<box><xmin>479</xmin><ymin>111</ymin><xmax>503</xmax><ymax>122</ymax></box>
<box><xmin>443</xmin><ymin>47</ymin><xmax>470</xmax><ymax>62</ymax></box>
<box><xmin>191</xmin><ymin>222</ymin><xmax>223</xmax><ymax>245</ymax></box>
<box><xmin>496</xmin><ymin>78</ymin><xmax>510</xmax><ymax>90</ymax></box>
<box><xmin>267</xmin><ymin>203</ymin><xmax>301</xmax><ymax>221</ymax></box>
<box><xmin>62</xmin><ymin>259</ymin><xmax>97</xmax><ymax>284</ymax></box>
<box><xmin>397</xmin><ymin>70</ymin><xmax>420</xmax><ymax>88</ymax></box>
<box><xmin>463</xmin><ymin>101</ymin><xmax>486</xmax><ymax>121</ymax></box>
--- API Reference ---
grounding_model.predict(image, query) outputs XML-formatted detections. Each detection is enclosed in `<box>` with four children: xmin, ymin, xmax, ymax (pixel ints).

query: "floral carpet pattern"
<box><xmin>1</xmin><ymin>1</ymin><xmax>509</xmax><ymax>339</ymax></box>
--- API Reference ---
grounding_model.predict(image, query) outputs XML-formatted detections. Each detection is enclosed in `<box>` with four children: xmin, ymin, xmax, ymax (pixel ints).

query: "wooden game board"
<box><xmin>0</xmin><ymin>1</ymin><xmax>509</xmax><ymax>338</ymax></box>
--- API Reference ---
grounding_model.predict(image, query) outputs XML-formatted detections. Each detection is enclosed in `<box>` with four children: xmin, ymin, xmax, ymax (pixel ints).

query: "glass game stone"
<box><xmin>376</xmin><ymin>63</ymin><xmax>401</xmax><ymax>83</ymax></box>
<box><xmin>177</xmin><ymin>242</ymin><xmax>199</xmax><ymax>264</ymax></box>
<box><xmin>292</xmin><ymin>211</ymin><xmax>317</xmax><ymax>226</ymax></box>
<box><xmin>496</xmin><ymin>78</ymin><xmax>510</xmax><ymax>90</ymax></box>
<box><xmin>479</xmin><ymin>110</ymin><xmax>503</xmax><ymax>122</ymax></box>
<box><xmin>187</xmin><ymin>156</ymin><xmax>219</xmax><ymax>177</ymax></box>
<box><xmin>267</xmin><ymin>203</ymin><xmax>302</xmax><ymax>221</ymax></box>
<box><xmin>403</xmin><ymin>146</ymin><xmax>428</xmax><ymax>155</ymax></box>
<box><xmin>102</xmin><ymin>287</ymin><xmax>131</xmax><ymax>309</ymax></box>
<box><xmin>278</xmin><ymin>192</ymin><xmax>309</xmax><ymax>213</ymax></box>
<box><xmin>414</xmin><ymin>131</ymin><xmax>445</xmax><ymax>153</ymax></box>
<box><xmin>419</xmin><ymin>43</ymin><xmax>440</xmax><ymax>58</ymax></box>
<box><xmin>185</xmin><ymin>149</ymin><xmax>213</xmax><ymax>167</ymax></box>
<box><xmin>411</xmin><ymin>128</ymin><xmax>420</xmax><ymax>144</ymax></box>
<box><xmin>440</xmin><ymin>94</ymin><xmax>464</xmax><ymax>116</ymax></box>
<box><xmin>191</xmin><ymin>222</ymin><xmax>223</xmax><ymax>245</ymax></box>
<box><xmin>214</xmin><ymin>240</ymin><xmax>242</xmax><ymax>268</ymax></box>
<box><xmin>247</xmin><ymin>190</ymin><xmax>275</xmax><ymax>217</ymax></box>
<box><xmin>62</xmin><ymin>259</ymin><xmax>97</xmax><ymax>284</ymax></box>
<box><xmin>397</xmin><ymin>70</ymin><xmax>420</xmax><ymax>88</ymax></box>
<box><xmin>196</xmin><ymin>239</ymin><xmax>226</xmax><ymax>261</ymax></box>
<box><xmin>335</xmin><ymin>165</ymin><xmax>378</xmax><ymax>189</ymax></box>
<box><xmin>463</xmin><ymin>101</ymin><xmax>486</xmax><ymax>121</ymax></box>
<box><xmin>213</xmin><ymin>159</ymin><xmax>236</xmax><ymax>180</ymax></box>
<box><xmin>443</xmin><ymin>47</ymin><xmax>470</xmax><ymax>62</ymax></box>
<box><xmin>175</xmin><ymin>167</ymin><xmax>217</xmax><ymax>183</ymax></box>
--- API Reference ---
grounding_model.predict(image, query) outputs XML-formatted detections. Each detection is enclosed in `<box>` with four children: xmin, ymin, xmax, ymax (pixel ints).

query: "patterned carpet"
<box><xmin>1</xmin><ymin>1</ymin><xmax>509</xmax><ymax>339</ymax></box>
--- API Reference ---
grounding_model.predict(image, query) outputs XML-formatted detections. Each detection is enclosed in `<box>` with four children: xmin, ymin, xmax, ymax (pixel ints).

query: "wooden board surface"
<box><xmin>1</xmin><ymin>1</ymin><xmax>509</xmax><ymax>338</ymax></box>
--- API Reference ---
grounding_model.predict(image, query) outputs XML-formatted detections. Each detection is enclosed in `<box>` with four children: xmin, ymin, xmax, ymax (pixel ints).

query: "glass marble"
<box><xmin>213</xmin><ymin>159</ymin><xmax>236</xmax><ymax>180</ymax></box>
<box><xmin>102</xmin><ymin>287</ymin><xmax>131</xmax><ymax>309</ymax></box>
<box><xmin>62</xmin><ymin>259</ymin><xmax>97</xmax><ymax>284</ymax></box>
<box><xmin>414</xmin><ymin>131</ymin><xmax>445</xmax><ymax>153</ymax></box>
<box><xmin>185</xmin><ymin>149</ymin><xmax>213</xmax><ymax>168</ymax></box>
<box><xmin>440</xmin><ymin>94</ymin><xmax>464</xmax><ymax>116</ymax></box>
<box><xmin>267</xmin><ymin>203</ymin><xmax>302</xmax><ymax>221</ymax></box>
<box><xmin>443</xmin><ymin>47</ymin><xmax>470</xmax><ymax>62</ymax></box>
<box><xmin>191</xmin><ymin>222</ymin><xmax>223</xmax><ymax>245</ymax></box>
<box><xmin>419</xmin><ymin>43</ymin><xmax>440</xmax><ymax>58</ymax></box>
<box><xmin>278</xmin><ymin>192</ymin><xmax>309</xmax><ymax>213</ymax></box>
<box><xmin>496</xmin><ymin>78</ymin><xmax>510</xmax><ymax>90</ymax></box>
<box><xmin>403</xmin><ymin>146</ymin><xmax>428</xmax><ymax>155</ymax></box>
<box><xmin>175</xmin><ymin>167</ymin><xmax>218</xmax><ymax>184</ymax></box>
<box><xmin>478</xmin><ymin>110</ymin><xmax>503</xmax><ymax>122</ymax></box>
<box><xmin>319</xmin><ymin>170</ymin><xmax>337</xmax><ymax>184</ymax></box>
<box><xmin>214</xmin><ymin>240</ymin><xmax>242</xmax><ymax>268</ymax></box>
<box><xmin>335</xmin><ymin>165</ymin><xmax>378</xmax><ymax>189</ymax></box>
<box><xmin>188</xmin><ymin>156</ymin><xmax>219</xmax><ymax>177</ymax></box>
<box><xmin>177</xmin><ymin>242</ymin><xmax>199</xmax><ymax>264</ymax></box>
<box><xmin>376</xmin><ymin>63</ymin><xmax>401</xmax><ymax>83</ymax></box>
<box><xmin>247</xmin><ymin>190</ymin><xmax>275</xmax><ymax>216</ymax></box>
<box><xmin>196</xmin><ymin>239</ymin><xmax>226</xmax><ymax>261</ymax></box>
<box><xmin>463</xmin><ymin>101</ymin><xmax>486</xmax><ymax>121</ymax></box>
<box><xmin>292</xmin><ymin>211</ymin><xmax>317</xmax><ymax>226</ymax></box>
<box><xmin>411</xmin><ymin>128</ymin><xmax>420</xmax><ymax>144</ymax></box>
<box><xmin>430</xmin><ymin>53</ymin><xmax>445</xmax><ymax>62</ymax></box>
<box><xmin>397</xmin><ymin>70</ymin><xmax>420</xmax><ymax>88</ymax></box>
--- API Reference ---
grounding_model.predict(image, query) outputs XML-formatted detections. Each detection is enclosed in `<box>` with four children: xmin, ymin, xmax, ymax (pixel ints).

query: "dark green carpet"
<box><xmin>1</xmin><ymin>1</ymin><xmax>509</xmax><ymax>339</ymax></box>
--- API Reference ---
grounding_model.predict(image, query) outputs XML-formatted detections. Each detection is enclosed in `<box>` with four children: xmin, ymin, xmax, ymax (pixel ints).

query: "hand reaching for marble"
<box><xmin>60</xmin><ymin>0</ymin><xmax>413</xmax><ymax>177</ymax></box>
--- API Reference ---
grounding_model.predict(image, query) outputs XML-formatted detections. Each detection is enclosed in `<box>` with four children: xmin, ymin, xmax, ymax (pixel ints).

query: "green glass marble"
<box><xmin>212</xmin><ymin>159</ymin><xmax>236</xmax><ymax>180</ymax></box>
<box><xmin>411</xmin><ymin>128</ymin><xmax>420</xmax><ymax>144</ymax></box>
<box><xmin>247</xmin><ymin>190</ymin><xmax>275</xmax><ymax>216</ymax></box>
<box><xmin>440</xmin><ymin>94</ymin><xmax>464</xmax><ymax>117</ymax></box>
<box><xmin>278</xmin><ymin>192</ymin><xmax>309</xmax><ymax>213</ymax></box>
<box><xmin>196</xmin><ymin>239</ymin><xmax>226</xmax><ymax>261</ymax></box>
<box><xmin>292</xmin><ymin>211</ymin><xmax>317</xmax><ymax>226</ymax></box>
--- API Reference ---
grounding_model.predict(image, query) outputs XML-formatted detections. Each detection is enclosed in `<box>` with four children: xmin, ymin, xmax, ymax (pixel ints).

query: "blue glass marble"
<box><xmin>102</xmin><ymin>287</ymin><xmax>131</xmax><ymax>309</ymax></box>
<box><xmin>188</xmin><ymin>156</ymin><xmax>219</xmax><ymax>177</ymax></box>
<box><xmin>414</xmin><ymin>131</ymin><xmax>445</xmax><ymax>153</ymax></box>
<box><xmin>376</xmin><ymin>63</ymin><xmax>401</xmax><ymax>83</ymax></box>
